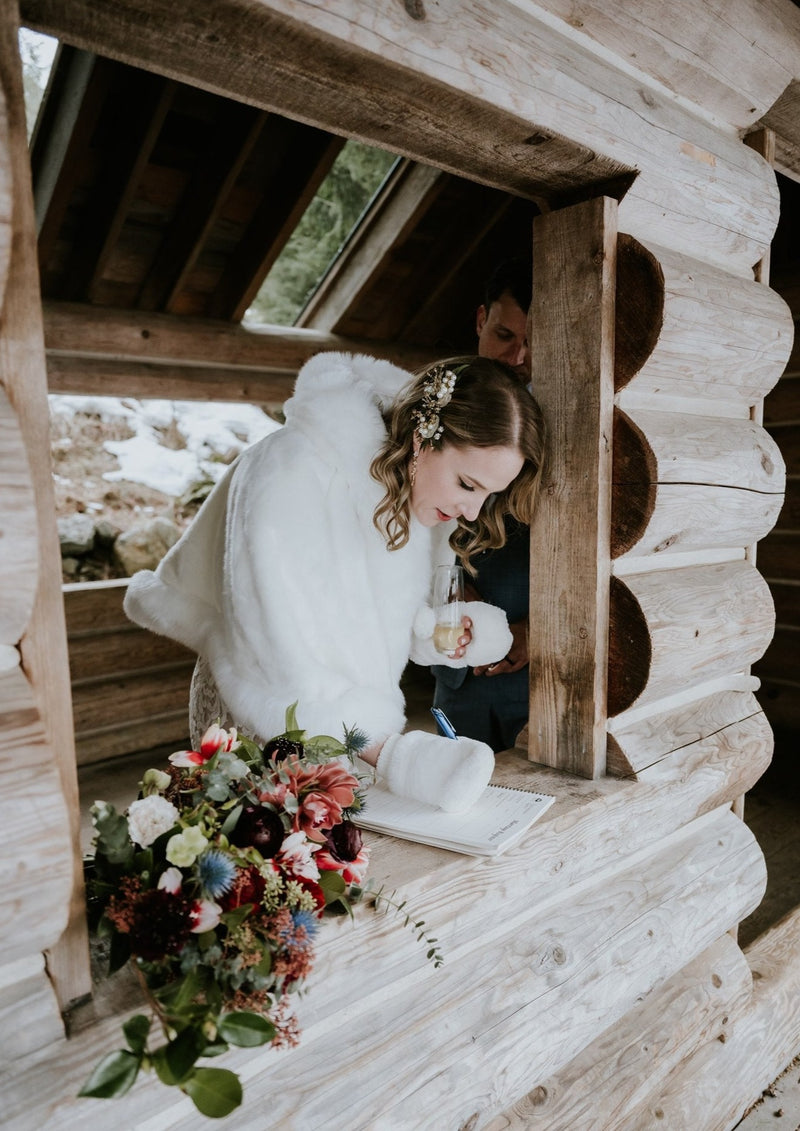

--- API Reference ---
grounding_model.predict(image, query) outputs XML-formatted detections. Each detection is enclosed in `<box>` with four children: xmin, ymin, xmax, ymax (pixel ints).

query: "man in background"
<box><xmin>432</xmin><ymin>257</ymin><xmax>533</xmax><ymax>751</ymax></box>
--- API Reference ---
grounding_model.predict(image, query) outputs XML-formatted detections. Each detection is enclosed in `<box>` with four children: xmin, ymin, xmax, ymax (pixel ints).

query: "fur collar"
<box><xmin>284</xmin><ymin>352</ymin><xmax>415</xmax><ymax>476</ymax></box>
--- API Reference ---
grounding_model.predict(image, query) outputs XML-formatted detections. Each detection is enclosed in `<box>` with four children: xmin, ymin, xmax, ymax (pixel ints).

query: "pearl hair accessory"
<box><xmin>413</xmin><ymin>362</ymin><xmax>459</xmax><ymax>444</ymax></box>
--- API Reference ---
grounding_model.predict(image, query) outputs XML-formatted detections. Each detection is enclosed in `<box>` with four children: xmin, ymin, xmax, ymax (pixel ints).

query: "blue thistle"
<box><xmin>343</xmin><ymin>723</ymin><xmax>369</xmax><ymax>756</ymax></box>
<box><xmin>196</xmin><ymin>849</ymin><xmax>236</xmax><ymax>899</ymax></box>
<box><xmin>290</xmin><ymin>909</ymin><xmax>319</xmax><ymax>945</ymax></box>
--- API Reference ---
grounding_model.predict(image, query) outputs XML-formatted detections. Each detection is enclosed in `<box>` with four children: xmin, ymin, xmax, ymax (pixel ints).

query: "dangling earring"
<box><xmin>410</xmin><ymin>448</ymin><xmax>418</xmax><ymax>487</ymax></box>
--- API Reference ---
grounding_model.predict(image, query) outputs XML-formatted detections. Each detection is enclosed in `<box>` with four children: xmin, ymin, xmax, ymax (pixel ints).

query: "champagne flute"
<box><xmin>433</xmin><ymin>564</ymin><xmax>465</xmax><ymax>654</ymax></box>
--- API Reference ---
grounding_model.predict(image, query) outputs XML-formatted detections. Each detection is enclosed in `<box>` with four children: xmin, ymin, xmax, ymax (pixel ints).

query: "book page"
<box><xmin>354</xmin><ymin>783</ymin><xmax>555</xmax><ymax>856</ymax></box>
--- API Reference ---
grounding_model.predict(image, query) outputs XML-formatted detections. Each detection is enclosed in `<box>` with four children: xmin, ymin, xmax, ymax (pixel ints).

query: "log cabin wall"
<box><xmin>3</xmin><ymin>0</ymin><xmax>800</xmax><ymax>1126</ymax></box>
<box><xmin>754</xmin><ymin>172</ymin><xmax>800</xmax><ymax>742</ymax></box>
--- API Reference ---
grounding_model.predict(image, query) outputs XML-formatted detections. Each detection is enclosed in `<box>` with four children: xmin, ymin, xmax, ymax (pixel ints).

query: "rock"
<box><xmin>94</xmin><ymin>519</ymin><xmax>121</xmax><ymax>553</ymax></box>
<box><xmin>114</xmin><ymin>516</ymin><xmax>180</xmax><ymax>576</ymax></box>
<box><xmin>61</xmin><ymin>556</ymin><xmax>82</xmax><ymax>578</ymax></box>
<box><xmin>58</xmin><ymin>512</ymin><xmax>96</xmax><ymax>556</ymax></box>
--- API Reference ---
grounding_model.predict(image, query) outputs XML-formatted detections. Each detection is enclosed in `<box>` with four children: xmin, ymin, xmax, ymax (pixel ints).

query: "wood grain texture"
<box><xmin>609</xmin><ymin>560</ymin><xmax>775</xmax><ymax>714</ymax></box>
<box><xmin>527</xmin><ymin>196</ymin><xmax>615</xmax><ymax>776</ymax></box>
<box><xmin>612</xmin><ymin>408</ymin><xmax>786</xmax><ymax>558</ymax></box>
<box><xmin>19</xmin><ymin>0</ymin><xmax>780</xmax><ymax>269</ymax></box>
<box><xmin>0</xmin><ymin>8</ymin><xmax>89</xmax><ymax>1006</ymax></box>
<box><xmin>617</xmin><ymin>905</ymin><xmax>800</xmax><ymax>1131</ymax></box>
<box><xmin>483</xmin><ymin>934</ymin><xmax>753</xmax><ymax>1131</ymax></box>
<box><xmin>0</xmin><ymin>667</ymin><xmax>73</xmax><ymax>964</ymax></box>
<box><xmin>618</xmin><ymin>238</ymin><xmax>794</xmax><ymax>402</ymax></box>
<box><xmin>0</xmin><ymin>386</ymin><xmax>38</xmax><ymax>643</ymax></box>
<box><xmin>608</xmin><ymin>695</ymin><xmax>770</xmax><ymax>780</ymax></box>
<box><xmin>0</xmin><ymin>805</ymin><xmax>766</xmax><ymax>1128</ymax></box>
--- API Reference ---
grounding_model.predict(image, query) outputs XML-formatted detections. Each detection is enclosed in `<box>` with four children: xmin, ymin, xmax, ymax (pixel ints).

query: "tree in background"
<box><xmin>246</xmin><ymin>140</ymin><xmax>397</xmax><ymax>326</ymax></box>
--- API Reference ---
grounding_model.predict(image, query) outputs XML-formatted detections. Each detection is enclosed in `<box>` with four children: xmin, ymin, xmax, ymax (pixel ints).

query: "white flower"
<box><xmin>127</xmin><ymin>795</ymin><xmax>180</xmax><ymax>848</ymax></box>
<box><xmin>190</xmin><ymin>899</ymin><xmax>222</xmax><ymax>933</ymax></box>
<box><xmin>158</xmin><ymin>867</ymin><xmax>183</xmax><ymax>894</ymax></box>
<box><xmin>276</xmin><ymin>830</ymin><xmax>320</xmax><ymax>882</ymax></box>
<box><xmin>166</xmin><ymin>825</ymin><xmax>208</xmax><ymax>867</ymax></box>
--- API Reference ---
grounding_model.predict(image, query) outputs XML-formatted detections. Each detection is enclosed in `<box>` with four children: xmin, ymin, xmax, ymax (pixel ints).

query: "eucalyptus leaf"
<box><xmin>218</xmin><ymin>1011</ymin><xmax>275</xmax><ymax>1047</ymax></box>
<box><xmin>182</xmin><ymin>1067</ymin><xmax>243</xmax><ymax>1118</ymax></box>
<box><xmin>79</xmin><ymin>1049</ymin><xmax>141</xmax><ymax>1098</ymax></box>
<box><xmin>220</xmin><ymin>802</ymin><xmax>243</xmax><ymax>838</ymax></box>
<box><xmin>122</xmin><ymin>1013</ymin><xmax>151</xmax><ymax>1055</ymax></box>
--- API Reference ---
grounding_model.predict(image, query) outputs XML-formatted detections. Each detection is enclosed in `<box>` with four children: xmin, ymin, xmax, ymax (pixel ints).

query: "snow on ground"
<box><xmin>49</xmin><ymin>394</ymin><xmax>281</xmax><ymax>496</ymax></box>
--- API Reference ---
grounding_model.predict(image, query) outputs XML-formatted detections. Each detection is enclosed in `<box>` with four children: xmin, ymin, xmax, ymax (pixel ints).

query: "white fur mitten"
<box><xmin>377</xmin><ymin>730</ymin><xmax>494</xmax><ymax>813</ymax></box>
<box><xmin>409</xmin><ymin>601</ymin><xmax>513</xmax><ymax>669</ymax></box>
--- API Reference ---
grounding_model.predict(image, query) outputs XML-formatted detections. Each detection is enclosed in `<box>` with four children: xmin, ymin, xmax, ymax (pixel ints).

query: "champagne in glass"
<box><xmin>433</xmin><ymin>564</ymin><xmax>464</xmax><ymax>654</ymax></box>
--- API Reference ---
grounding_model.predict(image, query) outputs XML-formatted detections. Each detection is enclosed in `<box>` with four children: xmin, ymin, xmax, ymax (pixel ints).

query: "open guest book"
<box><xmin>354</xmin><ymin>782</ymin><xmax>556</xmax><ymax>857</ymax></box>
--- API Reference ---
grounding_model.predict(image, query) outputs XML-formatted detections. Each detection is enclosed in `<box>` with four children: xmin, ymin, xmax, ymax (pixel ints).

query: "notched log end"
<box><xmin>615</xmin><ymin>234</ymin><xmax>664</xmax><ymax>389</ymax></box>
<box><xmin>608</xmin><ymin>576</ymin><xmax>651</xmax><ymax>716</ymax></box>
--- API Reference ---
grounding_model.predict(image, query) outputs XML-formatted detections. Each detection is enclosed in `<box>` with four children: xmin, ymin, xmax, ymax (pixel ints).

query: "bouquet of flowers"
<box><xmin>80</xmin><ymin>705</ymin><xmax>370</xmax><ymax>1118</ymax></box>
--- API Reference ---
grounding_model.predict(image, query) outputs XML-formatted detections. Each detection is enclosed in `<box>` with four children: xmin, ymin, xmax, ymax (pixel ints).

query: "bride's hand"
<box><xmin>449</xmin><ymin>615</ymin><xmax>472</xmax><ymax>659</ymax></box>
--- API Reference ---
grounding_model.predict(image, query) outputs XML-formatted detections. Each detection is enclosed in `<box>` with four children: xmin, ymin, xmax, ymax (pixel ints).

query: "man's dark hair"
<box><xmin>484</xmin><ymin>257</ymin><xmax>533</xmax><ymax>314</ymax></box>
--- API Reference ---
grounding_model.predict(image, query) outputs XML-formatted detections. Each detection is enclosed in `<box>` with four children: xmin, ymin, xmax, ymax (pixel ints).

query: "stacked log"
<box><xmin>0</xmin><ymin>93</ymin><xmax>74</xmax><ymax>1056</ymax></box>
<box><xmin>606</xmin><ymin>233</ymin><xmax>790</xmax><ymax>779</ymax></box>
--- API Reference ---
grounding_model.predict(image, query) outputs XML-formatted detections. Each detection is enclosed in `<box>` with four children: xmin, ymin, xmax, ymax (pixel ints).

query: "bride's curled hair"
<box><xmin>370</xmin><ymin>356</ymin><xmax>545</xmax><ymax>572</ymax></box>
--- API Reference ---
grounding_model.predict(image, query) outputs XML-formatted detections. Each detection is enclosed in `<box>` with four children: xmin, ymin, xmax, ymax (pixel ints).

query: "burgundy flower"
<box><xmin>127</xmin><ymin>888</ymin><xmax>194</xmax><ymax>961</ymax></box>
<box><xmin>220</xmin><ymin>864</ymin><xmax>267</xmax><ymax>912</ymax></box>
<box><xmin>316</xmin><ymin>820</ymin><xmax>370</xmax><ymax>885</ymax></box>
<box><xmin>228</xmin><ymin>803</ymin><xmax>285</xmax><ymax>857</ymax></box>
<box><xmin>263</xmin><ymin>736</ymin><xmax>304</xmax><ymax>763</ymax></box>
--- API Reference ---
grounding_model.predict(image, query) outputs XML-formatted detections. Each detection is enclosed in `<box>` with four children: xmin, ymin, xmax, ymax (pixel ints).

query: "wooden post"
<box><xmin>0</xmin><ymin>6</ymin><xmax>90</xmax><ymax>1008</ymax></box>
<box><xmin>527</xmin><ymin>196</ymin><xmax>616</xmax><ymax>777</ymax></box>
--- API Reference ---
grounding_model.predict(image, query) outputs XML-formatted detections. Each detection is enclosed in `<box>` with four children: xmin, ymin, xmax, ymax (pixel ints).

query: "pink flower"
<box><xmin>190</xmin><ymin>899</ymin><xmax>222</xmax><ymax>933</ymax></box>
<box><xmin>280</xmin><ymin>760</ymin><xmax>358</xmax><ymax>843</ymax></box>
<box><xmin>276</xmin><ymin>831</ymin><xmax>320</xmax><ymax>883</ymax></box>
<box><xmin>169</xmin><ymin>723</ymin><xmax>238</xmax><ymax>768</ymax></box>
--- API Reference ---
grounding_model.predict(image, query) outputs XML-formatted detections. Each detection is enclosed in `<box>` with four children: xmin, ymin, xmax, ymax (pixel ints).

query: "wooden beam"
<box><xmin>41</xmin><ymin>301</ymin><xmax>436</xmax><ymax>398</ymax></box>
<box><xmin>527</xmin><ymin>196</ymin><xmax>616</xmax><ymax>777</ymax></box>
<box><xmin>19</xmin><ymin>0</ymin><xmax>779</xmax><ymax>270</ymax></box>
<box><xmin>301</xmin><ymin>159</ymin><xmax>445</xmax><ymax>331</ymax></box>
<box><xmin>136</xmin><ymin>103</ymin><xmax>268</xmax><ymax>311</ymax></box>
<box><xmin>207</xmin><ymin>126</ymin><xmax>345</xmax><ymax>321</ymax></box>
<box><xmin>28</xmin><ymin>44</ymin><xmax>95</xmax><ymax>233</ymax></box>
<box><xmin>0</xmin><ymin>3</ymin><xmax>90</xmax><ymax>1009</ymax></box>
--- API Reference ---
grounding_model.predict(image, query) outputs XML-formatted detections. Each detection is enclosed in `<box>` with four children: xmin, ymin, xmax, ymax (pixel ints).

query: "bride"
<box><xmin>125</xmin><ymin>351</ymin><xmax>544</xmax><ymax>812</ymax></box>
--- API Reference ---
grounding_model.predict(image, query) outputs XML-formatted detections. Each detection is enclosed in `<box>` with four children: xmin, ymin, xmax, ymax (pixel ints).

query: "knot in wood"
<box><xmin>403</xmin><ymin>0</ymin><xmax>426</xmax><ymax>19</ymax></box>
<box><xmin>458</xmin><ymin>1115</ymin><xmax>479</xmax><ymax>1131</ymax></box>
<box><xmin>529</xmin><ymin>1086</ymin><xmax>548</xmax><ymax>1106</ymax></box>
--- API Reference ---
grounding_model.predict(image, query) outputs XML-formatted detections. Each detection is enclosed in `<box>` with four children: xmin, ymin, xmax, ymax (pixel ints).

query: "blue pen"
<box><xmin>431</xmin><ymin>706</ymin><xmax>458</xmax><ymax>740</ymax></box>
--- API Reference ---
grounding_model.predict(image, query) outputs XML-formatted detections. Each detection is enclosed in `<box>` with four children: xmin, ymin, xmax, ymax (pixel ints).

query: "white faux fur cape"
<box><xmin>125</xmin><ymin>352</ymin><xmax>512</xmax><ymax>745</ymax></box>
<box><xmin>125</xmin><ymin>353</ymin><xmax>436</xmax><ymax>743</ymax></box>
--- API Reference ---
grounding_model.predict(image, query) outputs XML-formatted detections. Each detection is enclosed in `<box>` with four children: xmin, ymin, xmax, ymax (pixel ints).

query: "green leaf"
<box><xmin>218</xmin><ymin>1012</ymin><xmax>275</xmax><ymax>1047</ymax></box>
<box><xmin>123</xmin><ymin>1014</ymin><xmax>151</xmax><ymax>1055</ymax></box>
<box><xmin>220</xmin><ymin>903</ymin><xmax>253</xmax><ymax>930</ymax></box>
<box><xmin>165</xmin><ymin>1025</ymin><xmax>204</xmax><ymax>1082</ymax></box>
<box><xmin>253</xmin><ymin>948</ymin><xmax>273</xmax><ymax>978</ymax></box>
<box><xmin>283</xmin><ymin>702</ymin><xmax>300</xmax><ymax>734</ymax></box>
<box><xmin>79</xmin><ymin>1049</ymin><xmax>141</xmax><ymax>1098</ymax></box>
<box><xmin>182</xmin><ymin>1067</ymin><xmax>243</xmax><ymax>1118</ymax></box>
<box><xmin>304</xmin><ymin>735</ymin><xmax>347</xmax><ymax>760</ymax></box>
<box><xmin>319</xmin><ymin>869</ymin><xmax>352</xmax><ymax>916</ymax></box>
<box><xmin>152</xmin><ymin>1045</ymin><xmax>180</xmax><ymax>1086</ymax></box>
<box><xmin>220</xmin><ymin>802</ymin><xmax>243</xmax><ymax>838</ymax></box>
